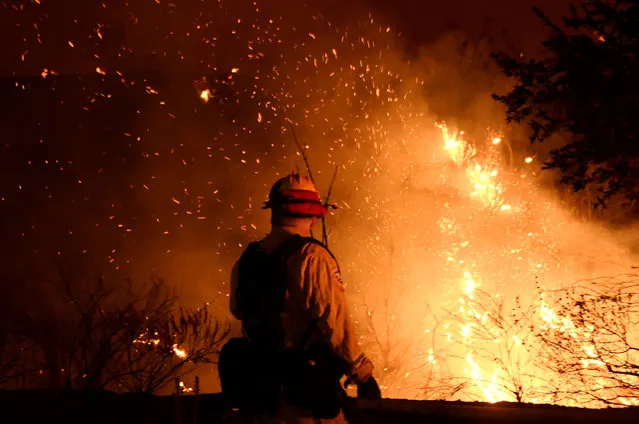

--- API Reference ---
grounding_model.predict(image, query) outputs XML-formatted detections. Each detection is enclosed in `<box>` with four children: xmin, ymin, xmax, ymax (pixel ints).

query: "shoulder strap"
<box><xmin>280</xmin><ymin>235</ymin><xmax>337</xmax><ymax>261</ymax></box>
<box><xmin>273</xmin><ymin>234</ymin><xmax>309</xmax><ymax>260</ymax></box>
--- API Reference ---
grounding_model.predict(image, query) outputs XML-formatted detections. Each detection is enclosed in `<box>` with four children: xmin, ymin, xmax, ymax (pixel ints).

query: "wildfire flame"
<box><xmin>439</xmin><ymin>123</ymin><xmax>508</xmax><ymax>211</ymax></box>
<box><xmin>133</xmin><ymin>333</ymin><xmax>188</xmax><ymax>360</ymax></box>
<box><xmin>434</xmin><ymin>123</ymin><xmax>639</xmax><ymax>406</ymax></box>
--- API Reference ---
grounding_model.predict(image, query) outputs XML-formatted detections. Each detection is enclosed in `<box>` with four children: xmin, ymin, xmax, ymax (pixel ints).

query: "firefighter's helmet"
<box><xmin>264</xmin><ymin>173</ymin><xmax>327</xmax><ymax>218</ymax></box>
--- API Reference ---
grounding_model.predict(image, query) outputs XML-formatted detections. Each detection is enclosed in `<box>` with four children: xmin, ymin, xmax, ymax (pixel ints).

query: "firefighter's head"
<box><xmin>264</xmin><ymin>173</ymin><xmax>327</xmax><ymax>227</ymax></box>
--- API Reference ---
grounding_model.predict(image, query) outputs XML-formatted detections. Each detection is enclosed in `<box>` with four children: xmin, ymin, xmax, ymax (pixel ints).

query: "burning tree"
<box><xmin>447</xmin><ymin>282</ymin><xmax>544</xmax><ymax>403</ymax></box>
<box><xmin>537</xmin><ymin>274</ymin><xmax>639</xmax><ymax>406</ymax></box>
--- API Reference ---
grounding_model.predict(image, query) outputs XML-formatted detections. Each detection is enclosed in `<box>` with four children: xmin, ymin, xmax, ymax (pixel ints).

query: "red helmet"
<box><xmin>263</xmin><ymin>173</ymin><xmax>327</xmax><ymax>218</ymax></box>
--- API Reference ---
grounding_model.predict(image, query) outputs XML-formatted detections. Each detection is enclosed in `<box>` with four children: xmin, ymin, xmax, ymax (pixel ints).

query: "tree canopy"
<box><xmin>492</xmin><ymin>0</ymin><xmax>639</xmax><ymax>207</ymax></box>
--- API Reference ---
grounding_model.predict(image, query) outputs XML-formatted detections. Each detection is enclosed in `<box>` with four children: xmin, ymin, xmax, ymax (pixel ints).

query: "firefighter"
<box><xmin>222</xmin><ymin>172</ymin><xmax>379</xmax><ymax>424</ymax></box>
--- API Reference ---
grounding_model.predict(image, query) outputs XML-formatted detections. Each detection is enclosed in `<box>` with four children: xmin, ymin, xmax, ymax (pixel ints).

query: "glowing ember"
<box><xmin>172</xmin><ymin>344</ymin><xmax>187</xmax><ymax>359</ymax></box>
<box><xmin>200</xmin><ymin>89</ymin><xmax>211</xmax><ymax>103</ymax></box>
<box><xmin>178</xmin><ymin>380</ymin><xmax>194</xmax><ymax>393</ymax></box>
<box><xmin>133</xmin><ymin>332</ymin><xmax>161</xmax><ymax>347</ymax></box>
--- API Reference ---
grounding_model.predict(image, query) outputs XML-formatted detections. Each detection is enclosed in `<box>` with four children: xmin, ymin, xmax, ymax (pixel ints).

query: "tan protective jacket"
<box><xmin>230</xmin><ymin>239</ymin><xmax>370</xmax><ymax>378</ymax></box>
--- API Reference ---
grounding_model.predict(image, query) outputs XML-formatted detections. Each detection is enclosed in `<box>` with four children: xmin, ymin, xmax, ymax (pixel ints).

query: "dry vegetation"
<box><xmin>0</xmin><ymin>268</ymin><xmax>229</xmax><ymax>394</ymax></box>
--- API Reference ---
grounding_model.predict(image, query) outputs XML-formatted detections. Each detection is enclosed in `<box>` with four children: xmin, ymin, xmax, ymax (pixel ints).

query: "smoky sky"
<box><xmin>0</xmin><ymin>0</ymin><xmax>586</xmax><ymax>317</ymax></box>
<box><xmin>0</xmin><ymin>0</ymin><xmax>570</xmax><ymax>281</ymax></box>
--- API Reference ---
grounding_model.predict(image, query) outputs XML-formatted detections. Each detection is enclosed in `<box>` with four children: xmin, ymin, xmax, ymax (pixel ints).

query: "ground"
<box><xmin>1</xmin><ymin>390</ymin><xmax>637</xmax><ymax>424</ymax></box>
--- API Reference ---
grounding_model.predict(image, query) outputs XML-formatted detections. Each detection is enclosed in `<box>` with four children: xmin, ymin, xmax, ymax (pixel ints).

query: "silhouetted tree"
<box><xmin>493</xmin><ymin>0</ymin><xmax>639</xmax><ymax>207</ymax></box>
<box><xmin>359</xmin><ymin>238</ymin><xmax>467</xmax><ymax>400</ymax></box>
<box><xmin>0</xmin><ymin>332</ymin><xmax>20</xmax><ymax>386</ymax></box>
<box><xmin>16</xmin><ymin>274</ymin><xmax>172</xmax><ymax>390</ymax></box>
<box><xmin>537</xmin><ymin>275</ymin><xmax>639</xmax><ymax>406</ymax></box>
<box><xmin>115</xmin><ymin>306</ymin><xmax>229</xmax><ymax>394</ymax></box>
<box><xmin>14</xmin><ymin>268</ymin><xmax>229</xmax><ymax>393</ymax></box>
<box><xmin>420</xmin><ymin>305</ymin><xmax>470</xmax><ymax>401</ymax></box>
<box><xmin>359</xmin><ymin>238</ymin><xmax>414</xmax><ymax>397</ymax></box>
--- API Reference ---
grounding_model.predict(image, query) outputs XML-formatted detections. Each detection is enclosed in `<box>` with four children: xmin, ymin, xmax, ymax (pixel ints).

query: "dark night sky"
<box><xmin>1</xmin><ymin>0</ymin><xmax>569</xmax><ymax>76</ymax></box>
<box><xmin>363</xmin><ymin>0</ymin><xmax>569</xmax><ymax>49</ymax></box>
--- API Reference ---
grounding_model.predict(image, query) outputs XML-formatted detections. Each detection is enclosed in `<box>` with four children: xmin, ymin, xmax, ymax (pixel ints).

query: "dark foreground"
<box><xmin>0</xmin><ymin>390</ymin><xmax>637</xmax><ymax>424</ymax></box>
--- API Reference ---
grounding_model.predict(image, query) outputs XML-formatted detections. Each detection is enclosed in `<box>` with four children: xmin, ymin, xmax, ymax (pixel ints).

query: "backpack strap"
<box><xmin>280</xmin><ymin>235</ymin><xmax>338</xmax><ymax>265</ymax></box>
<box><xmin>274</xmin><ymin>234</ymin><xmax>311</xmax><ymax>261</ymax></box>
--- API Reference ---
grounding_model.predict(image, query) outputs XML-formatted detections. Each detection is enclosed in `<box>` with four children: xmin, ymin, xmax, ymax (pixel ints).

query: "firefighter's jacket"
<box><xmin>230</xmin><ymin>238</ymin><xmax>370</xmax><ymax>378</ymax></box>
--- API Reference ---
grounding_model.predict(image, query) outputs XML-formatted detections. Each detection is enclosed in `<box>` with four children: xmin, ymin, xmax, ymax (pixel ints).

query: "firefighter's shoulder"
<box><xmin>297</xmin><ymin>240</ymin><xmax>346</xmax><ymax>291</ymax></box>
<box><xmin>297</xmin><ymin>238</ymin><xmax>336</xmax><ymax>262</ymax></box>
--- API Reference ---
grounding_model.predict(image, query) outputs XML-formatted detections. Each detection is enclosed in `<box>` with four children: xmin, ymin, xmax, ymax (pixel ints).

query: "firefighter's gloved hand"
<box><xmin>347</xmin><ymin>355</ymin><xmax>374</xmax><ymax>385</ymax></box>
<box><xmin>344</xmin><ymin>355</ymin><xmax>380</xmax><ymax>399</ymax></box>
<box><xmin>356</xmin><ymin>376</ymin><xmax>381</xmax><ymax>400</ymax></box>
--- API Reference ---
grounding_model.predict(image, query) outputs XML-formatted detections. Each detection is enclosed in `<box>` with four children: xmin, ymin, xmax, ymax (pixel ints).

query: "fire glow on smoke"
<box><xmin>352</xmin><ymin>123</ymin><xmax>638</xmax><ymax>406</ymax></box>
<box><xmin>2</xmin><ymin>0</ymin><xmax>638</xmax><ymax>405</ymax></box>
